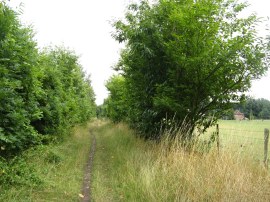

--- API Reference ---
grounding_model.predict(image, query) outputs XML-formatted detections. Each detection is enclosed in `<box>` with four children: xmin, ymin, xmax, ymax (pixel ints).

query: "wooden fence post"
<box><xmin>264</xmin><ymin>128</ymin><xmax>269</xmax><ymax>169</ymax></box>
<box><xmin>216</xmin><ymin>124</ymin><xmax>220</xmax><ymax>154</ymax></box>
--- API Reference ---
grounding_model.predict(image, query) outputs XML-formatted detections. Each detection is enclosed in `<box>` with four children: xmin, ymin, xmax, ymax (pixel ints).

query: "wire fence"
<box><xmin>219</xmin><ymin>127</ymin><xmax>262</xmax><ymax>133</ymax></box>
<box><xmin>208</xmin><ymin>127</ymin><xmax>266</xmax><ymax>141</ymax></box>
<box><xmin>220</xmin><ymin>134</ymin><xmax>264</xmax><ymax>142</ymax></box>
<box><xmin>210</xmin><ymin>125</ymin><xmax>270</xmax><ymax>166</ymax></box>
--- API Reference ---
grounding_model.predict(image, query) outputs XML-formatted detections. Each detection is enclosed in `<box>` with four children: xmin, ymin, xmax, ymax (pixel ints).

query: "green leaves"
<box><xmin>0</xmin><ymin>3</ymin><xmax>96</xmax><ymax>157</ymax></box>
<box><xmin>0</xmin><ymin>3</ymin><xmax>41</xmax><ymax>155</ymax></box>
<box><xmin>105</xmin><ymin>75</ymin><xmax>128</xmax><ymax>123</ymax></box>
<box><xmin>112</xmin><ymin>0</ymin><xmax>270</xmax><ymax>139</ymax></box>
<box><xmin>32</xmin><ymin>46</ymin><xmax>96</xmax><ymax>136</ymax></box>
<box><xmin>235</xmin><ymin>98</ymin><xmax>270</xmax><ymax>120</ymax></box>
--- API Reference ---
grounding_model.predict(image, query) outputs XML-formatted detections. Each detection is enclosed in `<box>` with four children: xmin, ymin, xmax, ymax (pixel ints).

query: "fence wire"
<box><xmin>210</xmin><ymin>125</ymin><xmax>269</xmax><ymax>161</ymax></box>
<box><xmin>220</xmin><ymin>134</ymin><xmax>264</xmax><ymax>141</ymax></box>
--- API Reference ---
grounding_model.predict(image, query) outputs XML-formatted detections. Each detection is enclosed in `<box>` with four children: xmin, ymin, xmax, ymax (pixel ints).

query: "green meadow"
<box><xmin>206</xmin><ymin>120</ymin><xmax>270</xmax><ymax>161</ymax></box>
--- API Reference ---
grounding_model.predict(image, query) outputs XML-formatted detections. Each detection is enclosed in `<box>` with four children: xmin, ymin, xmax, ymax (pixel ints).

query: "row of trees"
<box><xmin>0</xmin><ymin>2</ymin><xmax>96</xmax><ymax>156</ymax></box>
<box><xmin>232</xmin><ymin>98</ymin><xmax>270</xmax><ymax>120</ymax></box>
<box><xmin>104</xmin><ymin>0</ymin><xmax>269</xmax><ymax>140</ymax></box>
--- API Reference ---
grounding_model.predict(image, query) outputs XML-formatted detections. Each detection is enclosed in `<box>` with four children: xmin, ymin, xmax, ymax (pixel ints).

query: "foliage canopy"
<box><xmin>234</xmin><ymin>97</ymin><xmax>270</xmax><ymax>120</ymax></box>
<box><xmin>0</xmin><ymin>2</ymin><xmax>96</xmax><ymax>156</ymax></box>
<box><xmin>104</xmin><ymin>75</ymin><xmax>128</xmax><ymax>122</ymax></box>
<box><xmin>111</xmin><ymin>0</ymin><xmax>270</xmax><ymax>139</ymax></box>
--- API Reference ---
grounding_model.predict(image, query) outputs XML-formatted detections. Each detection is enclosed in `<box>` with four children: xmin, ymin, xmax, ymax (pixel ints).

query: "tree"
<box><xmin>32</xmin><ymin>46</ymin><xmax>96</xmax><ymax>135</ymax></box>
<box><xmin>259</xmin><ymin>107</ymin><xmax>270</xmax><ymax>119</ymax></box>
<box><xmin>113</xmin><ymin>0</ymin><xmax>270</xmax><ymax>139</ymax></box>
<box><xmin>235</xmin><ymin>97</ymin><xmax>270</xmax><ymax>119</ymax></box>
<box><xmin>105</xmin><ymin>75</ymin><xmax>128</xmax><ymax>122</ymax></box>
<box><xmin>0</xmin><ymin>2</ymin><xmax>42</xmax><ymax>154</ymax></box>
<box><xmin>0</xmin><ymin>2</ymin><xmax>96</xmax><ymax>156</ymax></box>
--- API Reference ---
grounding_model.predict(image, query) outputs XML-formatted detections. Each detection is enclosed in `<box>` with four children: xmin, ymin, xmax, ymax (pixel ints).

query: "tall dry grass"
<box><xmin>92</xmin><ymin>122</ymin><xmax>270</xmax><ymax>201</ymax></box>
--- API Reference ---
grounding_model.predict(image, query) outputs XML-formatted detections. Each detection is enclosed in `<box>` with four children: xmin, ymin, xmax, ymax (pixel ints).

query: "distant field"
<box><xmin>205</xmin><ymin>120</ymin><xmax>270</xmax><ymax>161</ymax></box>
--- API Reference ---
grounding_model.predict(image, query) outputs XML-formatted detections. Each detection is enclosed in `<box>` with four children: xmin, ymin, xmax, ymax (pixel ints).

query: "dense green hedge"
<box><xmin>0</xmin><ymin>2</ymin><xmax>96</xmax><ymax>157</ymax></box>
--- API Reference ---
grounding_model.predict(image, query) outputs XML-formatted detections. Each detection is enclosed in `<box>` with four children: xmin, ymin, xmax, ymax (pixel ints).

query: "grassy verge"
<box><xmin>0</xmin><ymin>122</ymin><xmax>93</xmax><ymax>202</ymax></box>
<box><xmin>92</xmin><ymin>121</ymin><xmax>270</xmax><ymax>201</ymax></box>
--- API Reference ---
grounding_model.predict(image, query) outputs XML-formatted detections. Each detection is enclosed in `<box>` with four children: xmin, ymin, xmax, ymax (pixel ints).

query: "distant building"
<box><xmin>234</xmin><ymin>110</ymin><xmax>245</xmax><ymax>120</ymax></box>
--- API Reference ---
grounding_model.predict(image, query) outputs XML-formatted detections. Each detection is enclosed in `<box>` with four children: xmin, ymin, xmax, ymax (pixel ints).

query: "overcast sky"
<box><xmin>8</xmin><ymin>0</ymin><xmax>270</xmax><ymax>105</ymax></box>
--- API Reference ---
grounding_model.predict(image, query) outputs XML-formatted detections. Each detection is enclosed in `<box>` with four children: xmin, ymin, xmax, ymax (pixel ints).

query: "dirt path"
<box><xmin>81</xmin><ymin>130</ymin><xmax>96</xmax><ymax>202</ymax></box>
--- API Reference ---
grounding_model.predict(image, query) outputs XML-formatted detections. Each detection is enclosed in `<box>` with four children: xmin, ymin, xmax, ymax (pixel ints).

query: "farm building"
<box><xmin>234</xmin><ymin>110</ymin><xmax>245</xmax><ymax>120</ymax></box>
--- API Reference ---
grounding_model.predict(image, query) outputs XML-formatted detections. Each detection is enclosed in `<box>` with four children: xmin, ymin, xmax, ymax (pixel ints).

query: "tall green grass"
<box><xmin>92</xmin><ymin>121</ymin><xmax>270</xmax><ymax>201</ymax></box>
<box><xmin>0</xmin><ymin>122</ymin><xmax>93</xmax><ymax>201</ymax></box>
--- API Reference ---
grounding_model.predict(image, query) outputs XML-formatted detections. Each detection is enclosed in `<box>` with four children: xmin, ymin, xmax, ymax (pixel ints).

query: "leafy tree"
<box><xmin>259</xmin><ymin>107</ymin><xmax>270</xmax><ymax>119</ymax></box>
<box><xmin>221</xmin><ymin>108</ymin><xmax>234</xmax><ymax>120</ymax></box>
<box><xmin>96</xmin><ymin>105</ymin><xmax>106</xmax><ymax>118</ymax></box>
<box><xmin>32</xmin><ymin>47</ymin><xmax>96</xmax><ymax>135</ymax></box>
<box><xmin>0</xmin><ymin>2</ymin><xmax>42</xmax><ymax>154</ymax></box>
<box><xmin>105</xmin><ymin>75</ymin><xmax>128</xmax><ymax>122</ymax></box>
<box><xmin>0</xmin><ymin>2</ymin><xmax>96</xmax><ymax>156</ymax></box>
<box><xmin>113</xmin><ymin>0</ymin><xmax>270</xmax><ymax>139</ymax></box>
<box><xmin>235</xmin><ymin>97</ymin><xmax>270</xmax><ymax>119</ymax></box>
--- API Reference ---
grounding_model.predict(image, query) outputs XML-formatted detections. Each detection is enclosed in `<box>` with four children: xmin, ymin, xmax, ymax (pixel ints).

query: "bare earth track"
<box><xmin>81</xmin><ymin>130</ymin><xmax>96</xmax><ymax>202</ymax></box>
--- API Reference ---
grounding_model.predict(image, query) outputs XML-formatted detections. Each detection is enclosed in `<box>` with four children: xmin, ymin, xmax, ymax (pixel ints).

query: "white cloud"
<box><xmin>7</xmin><ymin>0</ymin><xmax>270</xmax><ymax>104</ymax></box>
<box><xmin>243</xmin><ymin>0</ymin><xmax>270</xmax><ymax>100</ymax></box>
<box><xmin>9</xmin><ymin>0</ymin><xmax>132</xmax><ymax>105</ymax></box>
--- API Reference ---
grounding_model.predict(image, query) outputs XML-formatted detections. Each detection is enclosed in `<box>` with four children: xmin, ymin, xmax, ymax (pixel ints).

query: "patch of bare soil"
<box><xmin>80</xmin><ymin>130</ymin><xmax>96</xmax><ymax>202</ymax></box>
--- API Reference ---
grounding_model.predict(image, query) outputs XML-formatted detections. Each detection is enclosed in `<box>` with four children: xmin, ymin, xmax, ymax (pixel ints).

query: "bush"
<box><xmin>0</xmin><ymin>156</ymin><xmax>42</xmax><ymax>188</ymax></box>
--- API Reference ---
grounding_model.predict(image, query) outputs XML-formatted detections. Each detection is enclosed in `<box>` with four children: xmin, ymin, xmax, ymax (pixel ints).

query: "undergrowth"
<box><xmin>0</xmin><ymin>122</ymin><xmax>93</xmax><ymax>201</ymax></box>
<box><xmin>0</xmin><ymin>156</ymin><xmax>42</xmax><ymax>188</ymax></box>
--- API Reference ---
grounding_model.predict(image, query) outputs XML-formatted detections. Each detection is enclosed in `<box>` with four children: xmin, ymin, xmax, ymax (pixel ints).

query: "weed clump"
<box><xmin>0</xmin><ymin>156</ymin><xmax>42</xmax><ymax>188</ymax></box>
<box><xmin>45</xmin><ymin>151</ymin><xmax>63</xmax><ymax>164</ymax></box>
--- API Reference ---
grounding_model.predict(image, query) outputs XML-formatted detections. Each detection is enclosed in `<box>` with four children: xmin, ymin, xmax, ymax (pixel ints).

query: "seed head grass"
<box><xmin>92</xmin><ymin>121</ymin><xmax>270</xmax><ymax>201</ymax></box>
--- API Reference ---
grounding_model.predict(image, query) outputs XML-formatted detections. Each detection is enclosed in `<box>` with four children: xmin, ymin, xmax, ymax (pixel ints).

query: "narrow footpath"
<box><xmin>81</xmin><ymin>130</ymin><xmax>96</xmax><ymax>202</ymax></box>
